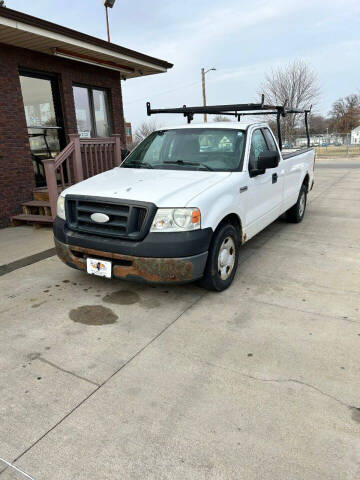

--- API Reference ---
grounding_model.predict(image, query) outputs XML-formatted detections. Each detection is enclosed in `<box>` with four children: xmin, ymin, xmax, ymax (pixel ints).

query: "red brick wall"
<box><xmin>0</xmin><ymin>43</ymin><xmax>125</xmax><ymax>227</ymax></box>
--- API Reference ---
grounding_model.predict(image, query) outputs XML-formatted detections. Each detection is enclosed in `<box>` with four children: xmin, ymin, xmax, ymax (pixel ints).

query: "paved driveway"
<box><xmin>1</xmin><ymin>161</ymin><xmax>359</xmax><ymax>479</ymax></box>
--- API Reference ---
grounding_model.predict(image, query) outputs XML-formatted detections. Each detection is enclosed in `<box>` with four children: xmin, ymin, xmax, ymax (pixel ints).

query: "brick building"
<box><xmin>0</xmin><ymin>6</ymin><xmax>172</xmax><ymax>227</ymax></box>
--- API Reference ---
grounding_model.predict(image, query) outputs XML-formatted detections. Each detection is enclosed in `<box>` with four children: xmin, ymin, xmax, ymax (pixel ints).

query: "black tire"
<box><xmin>286</xmin><ymin>184</ymin><xmax>307</xmax><ymax>223</ymax></box>
<box><xmin>198</xmin><ymin>223</ymin><xmax>240</xmax><ymax>292</ymax></box>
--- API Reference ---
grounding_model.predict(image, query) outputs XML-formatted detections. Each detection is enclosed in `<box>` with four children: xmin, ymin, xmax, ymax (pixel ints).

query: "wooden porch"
<box><xmin>12</xmin><ymin>133</ymin><xmax>123</xmax><ymax>226</ymax></box>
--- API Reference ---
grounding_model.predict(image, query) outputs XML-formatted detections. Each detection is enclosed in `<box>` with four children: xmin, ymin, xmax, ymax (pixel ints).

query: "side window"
<box><xmin>263</xmin><ymin>128</ymin><xmax>277</xmax><ymax>151</ymax></box>
<box><xmin>249</xmin><ymin>129</ymin><xmax>268</xmax><ymax>170</ymax></box>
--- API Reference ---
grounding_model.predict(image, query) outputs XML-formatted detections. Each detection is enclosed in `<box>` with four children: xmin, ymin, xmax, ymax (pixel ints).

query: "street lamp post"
<box><xmin>104</xmin><ymin>0</ymin><xmax>116</xmax><ymax>42</ymax></box>
<box><xmin>201</xmin><ymin>67</ymin><xmax>216</xmax><ymax>122</ymax></box>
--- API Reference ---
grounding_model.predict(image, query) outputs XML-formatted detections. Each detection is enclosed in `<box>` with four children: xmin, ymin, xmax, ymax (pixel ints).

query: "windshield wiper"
<box><xmin>164</xmin><ymin>160</ymin><xmax>213</xmax><ymax>171</ymax></box>
<box><xmin>123</xmin><ymin>161</ymin><xmax>153</xmax><ymax>169</ymax></box>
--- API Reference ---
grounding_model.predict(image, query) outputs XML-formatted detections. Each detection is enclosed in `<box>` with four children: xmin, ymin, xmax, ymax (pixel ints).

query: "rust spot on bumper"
<box><xmin>54</xmin><ymin>239</ymin><xmax>195</xmax><ymax>283</ymax></box>
<box><xmin>120</xmin><ymin>257</ymin><xmax>193</xmax><ymax>282</ymax></box>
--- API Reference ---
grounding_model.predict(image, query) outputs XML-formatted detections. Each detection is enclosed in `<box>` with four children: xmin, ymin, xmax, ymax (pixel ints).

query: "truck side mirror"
<box><xmin>257</xmin><ymin>150</ymin><xmax>279</xmax><ymax>170</ymax></box>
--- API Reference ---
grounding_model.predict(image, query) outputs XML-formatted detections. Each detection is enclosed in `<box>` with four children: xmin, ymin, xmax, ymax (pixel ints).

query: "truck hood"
<box><xmin>62</xmin><ymin>167</ymin><xmax>231</xmax><ymax>207</ymax></box>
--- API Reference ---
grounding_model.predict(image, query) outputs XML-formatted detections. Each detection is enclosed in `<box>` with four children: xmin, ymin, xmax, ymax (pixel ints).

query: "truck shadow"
<box><xmin>238</xmin><ymin>216</ymin><xmax>289</xmax><ymax>266</ymax></box>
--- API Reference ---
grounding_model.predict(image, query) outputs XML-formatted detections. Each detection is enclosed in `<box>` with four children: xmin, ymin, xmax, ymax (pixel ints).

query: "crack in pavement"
<box><xmin>250</xmin><ymin>298</ymin><xmax>360</xmax><ymax>325</ymax></box>
<box><xmin>29</xmin><ymin>353</ymin><xmax>100</xmax><ymax>387</ymax></box>
<box><xmin>187</xmin><ymin>355</ymin><xmax>356</xmax><ymax>410</ymax></box>
<box><xmin>251</xmin><ymin>267</ymin><xmax>360</xmax><ymax>296</ymax></box>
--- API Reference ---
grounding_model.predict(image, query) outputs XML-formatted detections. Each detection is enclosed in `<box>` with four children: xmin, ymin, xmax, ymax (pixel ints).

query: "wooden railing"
<box><xmin>81</xmin><ymin>137</ymin><xmax>118</xmax><ymax>179</ymax></box>
<box><xmin>43</xmin><ymin>133</ymin><xmax>122</xmax><ymax>219</ymax></box>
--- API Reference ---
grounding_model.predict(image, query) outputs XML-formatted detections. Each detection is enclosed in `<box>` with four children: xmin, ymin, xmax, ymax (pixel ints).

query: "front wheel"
<box><xmin>286</xmin><ymin>184</ymin><xmax>307</xmax><ymax>223</ymax></box>
<box><xmin>198</xmin><ymin>223</ymin><xmax>240</xmax><ymax>291</ymax></box>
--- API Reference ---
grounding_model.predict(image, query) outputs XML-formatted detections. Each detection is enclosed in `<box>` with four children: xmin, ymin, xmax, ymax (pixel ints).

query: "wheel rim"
<box><xmin>299</xmin><ymin>191</ymin><xmax>306</xmax><ymax>217</ymax></box>
<box><xmin>217</xmin><ymin>236</ymin><xmax>236</xmax><ymax>281</ymax></box>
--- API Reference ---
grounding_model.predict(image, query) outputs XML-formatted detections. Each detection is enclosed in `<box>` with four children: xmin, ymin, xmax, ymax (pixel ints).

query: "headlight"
<box><xmin>57</xmin><ymin>195</ymin><xmax>66</xmax><ymax>220</ymax></box>
<box><xmin>150</xmin><ymin>208</ymin><xmax>201</xmax><ymax>232</ymax></box>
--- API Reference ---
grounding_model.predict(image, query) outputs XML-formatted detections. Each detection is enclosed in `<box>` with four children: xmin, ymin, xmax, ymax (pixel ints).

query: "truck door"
<box><xmin>242</xmin><ymin>127</ymin><xmax>284</xmax><ymax>238</ymax></box>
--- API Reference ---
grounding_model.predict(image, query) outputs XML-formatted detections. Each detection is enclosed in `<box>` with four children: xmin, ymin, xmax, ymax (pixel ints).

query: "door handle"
<box><xmin>239</xmin><ymin>186</ymin><xmax>248</xmax><ymax>193</ymax></box>
<box><xmin>272</xmin><ymin>173</ymin><xmax>278</xmax><ymax>184</ymax></box>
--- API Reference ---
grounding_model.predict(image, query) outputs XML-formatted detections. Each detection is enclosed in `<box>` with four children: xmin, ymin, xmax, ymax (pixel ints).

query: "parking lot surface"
<box><xmin>1</xmin><ymin>160</ymin><xmax>359</xmax><ymax>479</ymax></box>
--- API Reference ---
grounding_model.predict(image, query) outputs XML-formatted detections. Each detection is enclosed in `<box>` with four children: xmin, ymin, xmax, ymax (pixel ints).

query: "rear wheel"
<box><xmin>286</xmin><ymin>184</ymin><xmax>307</xmax><ymax>223</ymax></box>
<box><xmin>198</xmin><ymin>223</ymin><xmax>240</xmax><ymax>291</ymax></box>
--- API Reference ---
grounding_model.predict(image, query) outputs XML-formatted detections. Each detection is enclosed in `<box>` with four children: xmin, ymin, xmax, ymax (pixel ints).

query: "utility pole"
<box><xmin>201</xmin><ymin>68</ymin><xmax>206</xmax><ymax>122</ymax></box>
<box><xmin>201</xmin><ymin>67</ymin><xmax>216</xmax><ymax>123</ymax></box>
<box><xmin>105</xmin><ymin>6</ymin><xmax>110</xmax><ymax>42</ymax></box>
<box><xmin>103</xmin><ymin>0</ymin><xmax>116</xmax><ymax>42</ymax></box>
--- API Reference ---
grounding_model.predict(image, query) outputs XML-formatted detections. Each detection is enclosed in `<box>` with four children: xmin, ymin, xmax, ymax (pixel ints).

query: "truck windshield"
<box><xmin>121</xmin><ymin>128</ymin><xmax>245</xmax><ymax>172</ymax></box>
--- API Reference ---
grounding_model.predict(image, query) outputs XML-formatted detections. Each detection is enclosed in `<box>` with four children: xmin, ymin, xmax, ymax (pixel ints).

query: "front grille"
<box><xmin>65</xmin><ymin>195</ymin><xmax>156</xmax><ymax>240</ymax></box>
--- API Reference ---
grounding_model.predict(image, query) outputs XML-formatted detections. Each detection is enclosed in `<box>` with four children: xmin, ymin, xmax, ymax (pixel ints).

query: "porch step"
<box><xmin>22</xmin><ymin>200</ymin><xmax>50</xmax><ymax>208</ymax></box>
<box><xmin>22</xmin><ymin>200</ymin><xmax>51</xmax><ymax>217</ymax></box>
<box><xmin>11</xmin><ymin>214</ymin><xmax>53</xmax><ymax>227</ymax></box>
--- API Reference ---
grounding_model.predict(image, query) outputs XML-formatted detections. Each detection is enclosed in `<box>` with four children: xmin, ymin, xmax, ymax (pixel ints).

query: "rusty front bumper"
<box><xmin>55</xmin><ymin>238</ymin><xmax>208</xmax><ymax>284</ymax></box>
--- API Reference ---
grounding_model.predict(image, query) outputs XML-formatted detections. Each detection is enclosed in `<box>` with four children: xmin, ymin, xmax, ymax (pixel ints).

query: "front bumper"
<box><xmin>55</xmin><ymin>238</ymin><xmax>208</xmax><ymax>284</ymax></box>
<box><xmin>53</xmin><ymin>217</ymin><xmax>212</xmax><ymax>258</ymax></box>
<box><xmin>53</xmin><ymin>217</ymin><xmax>212</xmax><ymax>284</ymax></box>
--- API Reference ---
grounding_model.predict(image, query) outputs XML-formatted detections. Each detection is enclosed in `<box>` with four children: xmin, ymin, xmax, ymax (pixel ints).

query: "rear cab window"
<box><xmin>262</xmin><ymin>128</ymin><xmax>278</xmax><ymax>152</ymax></box>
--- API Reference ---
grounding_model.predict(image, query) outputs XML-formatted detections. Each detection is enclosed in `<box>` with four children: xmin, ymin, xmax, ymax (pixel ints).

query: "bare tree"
<box><xmin>259</xmin><ymin>60</ymin><xmax>320</xmax><ymax>139</ymax></box>
<box><xmin>308</xmin><ymin>114</ymin><xmax>331</xmax><ymax>135</ymax></box>
<box><xmin>329</xmin><ymin>94</ymin><xmax>360</xmax><ymax>133</ymax></box>
<box><xmin>131</xmin><ymin>120</ymin><xmax>161</xmax><ymax>148</ymax></box>
<box><xmin>213</xmin><ymin>115</ymin><xmax>231</xmax><ymax>122</ymax></box>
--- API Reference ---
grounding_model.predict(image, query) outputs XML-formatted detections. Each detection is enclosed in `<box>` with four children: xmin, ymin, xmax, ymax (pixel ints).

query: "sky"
<box><xmin>7</xmin><ymin>0</ymin><xmax>360</xmax><ymax>130</ymax></box>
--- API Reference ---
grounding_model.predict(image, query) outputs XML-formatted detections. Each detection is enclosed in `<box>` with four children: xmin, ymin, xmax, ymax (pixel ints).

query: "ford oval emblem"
<box><xmin>90</xmin><ymin>212</ymin><xmax>110</xmax><ymax>223</ymax></box>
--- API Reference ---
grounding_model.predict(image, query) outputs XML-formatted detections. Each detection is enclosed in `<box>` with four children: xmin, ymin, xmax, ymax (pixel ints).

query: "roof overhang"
<box><xmin>0</xmin><ymin>7</ymin><xmax>173</xmax><ymax>79</ymax></box>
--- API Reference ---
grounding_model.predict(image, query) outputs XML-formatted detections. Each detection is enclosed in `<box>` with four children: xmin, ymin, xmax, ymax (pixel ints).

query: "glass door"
<box><xmin>73</xmin><ymin>85</ymin><xmax>111</xmax><ymax>138</ymax></box>
<box><xmin>19</xmin><ymin>71</ymin><xmax>65</xmax><ymax>187</ymax></box>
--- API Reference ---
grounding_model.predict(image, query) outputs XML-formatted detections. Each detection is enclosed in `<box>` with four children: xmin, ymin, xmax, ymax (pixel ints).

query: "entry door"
<box><xmin>242</xmin><ymin>128</ymin><xmax>284</xmax><ymax>239</ymax></box>
<box><xmin>19</xmin><ymin>72</ymin><xmax>65</xmax><ymax>187</ymax></box>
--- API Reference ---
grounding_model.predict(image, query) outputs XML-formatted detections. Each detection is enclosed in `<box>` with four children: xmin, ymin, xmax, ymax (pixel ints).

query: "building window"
<box><xmin>73</xmin><ymin>85</ymin><xmax>111</xmax><ymax>138</ymax></box>
<box><xmin>126</xmin><ymin>127</ymin><xmax>131</xmax><ymax>136</ymax></box>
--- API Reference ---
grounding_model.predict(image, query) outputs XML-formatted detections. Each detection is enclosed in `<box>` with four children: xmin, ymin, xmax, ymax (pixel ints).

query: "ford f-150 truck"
<box><xmin>54</xmin><ymin>101</ymin><xmax>315</xmax><ymax>291</ymax></box>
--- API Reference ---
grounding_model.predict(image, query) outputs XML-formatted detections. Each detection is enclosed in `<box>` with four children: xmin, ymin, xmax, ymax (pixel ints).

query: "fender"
<box><xmin>186</xmin><ymin>173</ymin><xmax>247</xmax><ymax>241</ymax></box>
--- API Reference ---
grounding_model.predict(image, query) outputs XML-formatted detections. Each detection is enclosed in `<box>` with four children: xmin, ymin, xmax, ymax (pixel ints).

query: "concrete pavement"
<box><xmin>0</xmin><ymin>226</ymin><xmax>53</xmax><ymax>267</ymax></box>
<box><xmin>0</xmin><ymin>161</ymin><xmax>359</xmax><ymax>479</ymax></box>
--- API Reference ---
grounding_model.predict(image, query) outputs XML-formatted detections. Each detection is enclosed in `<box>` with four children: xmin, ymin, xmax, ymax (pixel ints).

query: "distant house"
<box><xmin>295</xmin><ymin>135</ymin><xmax>326</xmax><ymax>147</ymax></box>
<box><xmin>351</xmin><ymin>126</ymin><xmax>360</xmax><ymax>144</ymax></box>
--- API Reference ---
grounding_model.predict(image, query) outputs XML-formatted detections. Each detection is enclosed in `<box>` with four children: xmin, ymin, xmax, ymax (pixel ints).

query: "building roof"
<box><xmin>0</xmin><ymin>6</ymin><xmax>173</xmax><ymax>78</ymax></box>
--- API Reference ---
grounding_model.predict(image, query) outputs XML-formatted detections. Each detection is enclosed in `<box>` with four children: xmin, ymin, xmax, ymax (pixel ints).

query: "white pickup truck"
<box><xmin>54</xmin><ymin>106</ymin><xmax>315</xmax><ymax>291</ymax></box>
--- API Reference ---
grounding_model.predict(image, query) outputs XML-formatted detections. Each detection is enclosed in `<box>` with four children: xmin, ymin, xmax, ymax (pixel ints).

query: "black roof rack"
<box><xmin>146</xmin><ymin>95</ymin><xmax>312</xmax><ymax>150</ymax></box>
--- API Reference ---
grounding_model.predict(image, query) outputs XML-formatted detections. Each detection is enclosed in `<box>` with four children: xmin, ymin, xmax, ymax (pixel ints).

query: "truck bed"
<box><xmin>282</xmin><ymin>147</ymin><xmax>314</xmax><ymax>160</ymax></box>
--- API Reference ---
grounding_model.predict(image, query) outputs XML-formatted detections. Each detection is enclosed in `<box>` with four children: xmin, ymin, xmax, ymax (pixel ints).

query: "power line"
<box><xmin>123</xmin><ymin>79</ymin><xmax>201</xmax><ymax>106</ymax></box>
